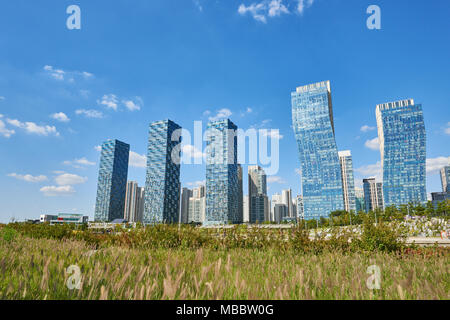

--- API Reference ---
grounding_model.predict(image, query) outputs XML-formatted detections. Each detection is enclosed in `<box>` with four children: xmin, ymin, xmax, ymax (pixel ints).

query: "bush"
<box><xmin>0</xmin><ymin>227</ymin><xmax>18</xmax><ymax>243</ymax></box>
<box><xmin>354</xmin><ymin>218</ymin><xmax>406</xmax><ymax>253</ymax></box>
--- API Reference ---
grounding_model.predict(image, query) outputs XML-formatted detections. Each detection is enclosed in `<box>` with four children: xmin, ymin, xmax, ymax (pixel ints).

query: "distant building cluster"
<box><xmin>90</xmin><ymin>80</ymin><xmax>446</xmax><ymax>225</ymax></box>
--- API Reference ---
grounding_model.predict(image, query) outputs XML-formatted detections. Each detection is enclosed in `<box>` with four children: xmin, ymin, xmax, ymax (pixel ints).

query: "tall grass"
<box><xmin>0</xmin><ymin>234</ymin><xmax>448</xmax><ymax>300</ymax></box>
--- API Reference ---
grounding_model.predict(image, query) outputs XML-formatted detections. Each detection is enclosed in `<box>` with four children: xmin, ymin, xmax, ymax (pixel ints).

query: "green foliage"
<box><xmin>353</xmin><ymin>218</ymin><xmax>406</xmax><ymax>253</ymax></box>
<box><xmin>0</xmin><ymin>227</ymin><xmax>18</xmax><ymax>243</ymax></box>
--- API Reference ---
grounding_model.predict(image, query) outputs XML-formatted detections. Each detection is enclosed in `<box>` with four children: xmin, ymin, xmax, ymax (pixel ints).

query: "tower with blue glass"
<box><xmin>291</xmin><ymin>81</ymin><xmax>344</xmax><ymax>220</ymax></box>
<box><xmin>94</xmin><ymin>139</ymin><xmax>130</xmax><ymax>222</ymax></box>
<box><xmin>143</xmin><ymin>120</ymin><xmax>182</xmax><ymax>224</ymax></box>
<box><xmin>376</xmin><ymin>99</ymin><xmax>426</xmax><ymax>207</ymax></box>
<box><xmin>205</xmin><ymin>119</ymin><xmax>240</xmax><ymax>225</ymax></box>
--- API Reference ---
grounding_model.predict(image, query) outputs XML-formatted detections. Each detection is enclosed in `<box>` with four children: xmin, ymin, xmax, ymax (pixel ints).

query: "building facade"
<box><xmin>338</xmin><ymin>150</ymin><xmax>357</xmax><ymax>213</ymax></box>
<box><xmin>291</xmin><ymin>81</ymin><xmax>344</xmax><ymax>220</ymax></box>
<box><xmin>363</xmin><ymin>178</ymin><xmax>384</xmax><ymax>213</ymax></box>
<box><xmin>124</xmin><ymin>181</ymin><xmax>144</xmax><ymax>223</ymax></box>
<box><xmin>143</xmin><ymin>120</ymin><xmax>182</xmax><ymax>224</ymax></box>
<box><xmin>248</xmin><ymin>165</ymin><xmax>269</xmax><ymax>223</ymax></box>
<box><xmin>180</xmin><ymin>188</ymin><xmax>193</xmax><ymax>224</ymax></box>
<box><xmin>376</xmin><ymin>99</ymin><xmax>427</xmax><ymax>207</ymax></box>
<box><xmin>237</xmin><ymin>164</ymin><xmax>244</xmax><ymax>223</ymax></box>
<box><xmin>282</xmin><ymin>189</ymin><xmax>293</xmax><ymax>218</ymax></box>
<box><xmin>205</xmin><ymin>119</ymin><xmax>240</xmax><ymax>225</ymax></box>
<box><xmin>296</xmin><ymin>195</ymin><xmax>304</xmax><ymax>219</ymax></box>
<box><xmin>355</xmin><ymin>188</ymin><xmax>365</xmax><ymax>213</ymax></box>
<box><xmin>441</xmin><ymin>166</ymin><xmax>450</xmax><ymax>193</ymax></box>
<box><xmin>94</xmin><ymin>139</ymin><xmax>130</xmax><ymax>222</ymax></box>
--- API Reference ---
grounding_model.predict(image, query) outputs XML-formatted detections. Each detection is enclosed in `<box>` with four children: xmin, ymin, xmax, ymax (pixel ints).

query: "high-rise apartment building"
<box><xmin>205</xmin><ymin>119</ymin><xmax>240</xmax><ymax>225</ymax></box>
<box><xmin>94</xmin><ymin>139</ymin><xmax>130</xmax><ymax>222</ymax></box>
<box><xmin>237</xmin><ymin>164</ymin><xmax>244</xmax><ymax>223</ymax></box>
<box><xmin>296</xmin><ymin>195</ymin><xmax>304</xmax><ymax>219</ymax></box>
<box><xmin>124</xmin><ymin>181</ymin><xmax>144</xmax><ymax>223</ymax></box>
<box><xmin>248</xmin><ymin>165</ymin><xmax>269</xmax><ymax>223</ymax></box>
<box><xmin>355</xmin><ymin>188</ymin><xmax>365</xmax><ymax>213</ymax></box>
<box><xmin>273</xmin><ymin>204</ymin><xmax>288</xmax><ymax>224</ymax></box>
<box><xmin>291</xmin><ymin>81</ymin><xmax>344</xmax><ymax>220</ymax></box>
<box><xmin>188</xmin><ymin>186</ymin><xmax>206</xmax><ymax>224</ymax></box>
<box><xmin>363</xmin><ymin>178</ymin><xmax>384</xmax><ymax>213</ymax></box>
<box><xmin>440</xmin><ymin>166</ymin><xmax>450</xmax><ymax>193</ymax></box>
<box><xmin>282</xmin><ymin>189</ymin><xmax>293</xmax><ymax>218</ymax></box>
<box><xmin>180</xmin><ymin>188</ymin><xmax>193</xmax><ymax>224</ymax></box>
<box><xmin>338</xmin><ymin>150</ymin><xmax>357</xmax><ymax>213</ymax></box>
<box><xmin>376</xmin><ymin>99</ymin><xmax>426</xmax><ymax>207</ymax></box>
<box><xmin>143</xmin><ymin>120</ymin><xmax>182</xmax><ymax>224</ymax></box>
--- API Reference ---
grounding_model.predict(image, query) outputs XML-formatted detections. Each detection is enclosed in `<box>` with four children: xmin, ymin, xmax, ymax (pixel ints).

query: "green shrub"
<box><xmin>0</xmin><ymin>227</ymin><xmax>18</xmax><ymax>243</ymax></box>
<box><xmin>354</xmin><ymin>218</ymin><xmax>406</xmax><ymax>253</ymax></box>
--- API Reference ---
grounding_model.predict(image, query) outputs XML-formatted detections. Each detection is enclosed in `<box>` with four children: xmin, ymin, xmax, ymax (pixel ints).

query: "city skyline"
<box><xmin>1</xmin><ymin>1</ymin><xmax>449</xmax><ymax>222</ymax></box>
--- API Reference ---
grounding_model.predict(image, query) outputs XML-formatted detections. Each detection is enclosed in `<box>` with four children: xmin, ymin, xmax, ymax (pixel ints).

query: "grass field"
<box><xmin>0</xmin><ymin>233</ymin><xmax>448</xmax><ymax>300</ymax></box>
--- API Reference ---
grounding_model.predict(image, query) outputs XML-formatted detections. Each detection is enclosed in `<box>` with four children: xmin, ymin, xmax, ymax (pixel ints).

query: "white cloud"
<box><xmin>76</xmin><ymin>109</ymin><xmax>104</xmax><ymax>119</ymax></box>
<box><xmin>203</xmin><ymin>110</ymin><xmax>211</xmax><ymax>116</ymax></box>
<box><xmin>0</xmin><ymin>116</ymin><xmax>15</xmax><ymax>138</ymax></box>
<box><xmin>360</xmin><ymin>125</ymin><xmax>375</xmax><ymax>132</ymax></box>
<box><xmin>43</xmin><ymin>65</ymin><xmax>65</xmax><ymax>80</ymax></box>
<box><xmin>365</xmin><ymin>137</ymin><xmax>380</xmax><ymax>151</ymax></box>
<box><xmin>209</xmin><ymin>108</ymin><xmax>233</xmax><ymax>121</ymax></box>
<box><xmin>129</xmin><ymin>151</ymin><xmax>146</xmax><ymax>168</ymax></box>
<box><xmin>238</xmin><ymin>0</ymin><xmax>314</xmax><ymax>22</ymax></box>
<box><xmin>187</xmin><ymin>180</ymin><xmax>206</xmax><ymax>187</ymax></box>
<box><xmin>122</xmin><ymin>98</ymin><xmax>142</xmax><ymax>111</ymax></box>
<box><xmin>445</xmin><ymin>122</ymin><xmax>450</xmax><ymax>135</ymax></box>
<box><xmin>98</xmin><ymin>94</ymin><xmax>119</xmax><ymax>111</ymax></box>
<box><xmin>427</xmin><ymin>156</ymin><xmax>450</xmax><ymax>175</ymax></box>
<box><xmin>354</xmin><ymin>161</ymin><xmax>382</xmax><ymax>182</ymax></box>
<box><xmin>267</xmin><ymin>176</ymin><xmax>286</xmax><ymax>184</ymax></box>
<box><xmin>55</xmin><ymin>173</ymin><xmax>88</xmax><ymax>186</ymax></box>
<box><xmin>0</xmin><ymin>96</ymin><xmax>5</xmax><ymax>100</ymax></box>
<box><xmin>297</xmin><ymin>0</ymin><xmax>314</xmax><ymax>14</ymax></box>
<box><xmin>295</xmin><ymin>168</ymin><xmax>301</xmax><ymax>175</ymax></box>
<box><xmin>43</xmin><ymin>65</ymin><xmax>94</xmax><ymax>82</ymax></box>
<box><xmin>94</xmin><ymin>145</ymin><xmax>102</xmax><ymax>152</ymax></box>
<box><xmin>6</xmin><ymin>118</ymin><xmax>59</xmax><ymax>136</ymax></box>
<box><xmin>182</xmin><ymin>145</ymin><xmax>205</xmax><ymax>159</ymax></box>
<box><xmin>40</xmin><ymin>185</ymin><xmax>75</xmax><ymax>197</ymax></box>
<box><xmin>261</xmin><ymin>129</ymin><xmax>284</xmax><ymax>140</ymax></box>
<box><xmin>8</xmin><ymin>173</ymin><xmax>48</xmax><ymax>183</ymax></box>
<box><xmin>50</xmin><ymin>112</ymin><xmax>70</xmax><ymax>123</ymax></box>
<box><xmin>64</xmin><ymin>157</ymin><xmax>96</xmax><ymax>168</ymax></box>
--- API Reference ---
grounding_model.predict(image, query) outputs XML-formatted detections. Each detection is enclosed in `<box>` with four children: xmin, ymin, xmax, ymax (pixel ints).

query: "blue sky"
<box><xmin>0</xmin><ymin>0</ymin><xmax>449</xmax><ymax>222</ymax></box>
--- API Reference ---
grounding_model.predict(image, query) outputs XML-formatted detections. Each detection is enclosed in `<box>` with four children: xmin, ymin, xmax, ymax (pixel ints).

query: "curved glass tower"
<box><xmin>376</xmin><ymin>99</ymin><xmax>426</xmax><ymax>207</ymax></box>
<box><xmin>291</xmin><ymin>81</ymin><xmax>344</xmax><ymax>220</ymax></box>
<box><xmin>143</xmin><ymin>119</ymin><xmax>182</xmax><ymax>224</ymax></box>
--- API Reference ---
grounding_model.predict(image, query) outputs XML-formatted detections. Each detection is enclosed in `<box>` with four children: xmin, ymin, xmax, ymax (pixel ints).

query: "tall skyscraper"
<box><xmin>188</xmin><ymin>186</ymin><xmax>206</xmax><ymax>224</ymax></box>
<box><xmin>440</xmin><ymin>166</ymin><xmax>450</xmax><ymax>193</ymax></box>
<box><xmin>243</xmin><ymin>195</ymin><xmax>249</xmax><ymax>223</ymax></box>
<box><xmin>143</xmin><ymin>120</ymin><xmax>182</xmax><ymax>224</ymax></box>
<box><xmin>237</xmin><ymin>164</ymin><xmax>244</xmax><ymax>223</ymax></box>
<box><xmin>248</xmin><ymin>165</ymin><xmax>269</xmax><ymax>223</ymax></box>
<box><xmin>291</xmin><ymin>81</ymin><xmax>344</xmax><ymax>220</ymax></box>
<box><xmin>124</xmin><ymin>181</ymin><xmax>144</xmax><ymax>223</ymax></box>
<box><xmin>205</xmin><ymin>119</ymin><xmax>240</xmax><ymax>225</ymax></box>
<box><xmin>338</xmin><ymin>150</ymin><xmax>357</xmax><ymax>213</ymax></box>
<box><xmin>296</xmin><ymin>195</ymin><xmax>304</xmax><ymax>219</ymax></box>
<box><xmin>363</xmin><ymin>178</ymin><xmax>384</xmax><ymax>213</ymax></box>
<box><xmin>355</xmin><ymin>188</ymin><xmax>365</xmax><ymax>213</ymax></box>
<box><xmin>376</xmin><ymin>99</ymin><xmax>426</xmax><ymax>207</ymax></box>
<box><xmin>94</xmin><ymin>139</ymin><xmax>130</xmax><ymax>222</ymax></box>
<box><xmin>180</xmin><ymin>188</ymin><xmax>193</xmax><ymax>224</ymax></box>
<box><xmin>282</xmin><ymin>189</ymin><xmax>293</xmax><ymax>218</ymax></box>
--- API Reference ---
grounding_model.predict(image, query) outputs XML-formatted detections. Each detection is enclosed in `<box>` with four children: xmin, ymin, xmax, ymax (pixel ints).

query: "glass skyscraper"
<box><xmin>94</xmin><ymin>139</ymin><xmax>130</xmax><ymax>222</ymax></box>
<box><xmin>205</xmin><ymin>119</ymin><xmax>240</xmax><ymax>225</ymax></box>
<box><xmin>143</xmin><ymin>120</ymin><xmax>182</xmax><ymax>224</ymax></box>
<box><xmin>440</xmin><ymin>166</ymin><xmax>450</xmax><ymax>193</ymax></box>
<box><xmin>291</xmin><ymin>81</ymin><xmax>344</xmax><ymax>220</ymax></box>
<box><xmin>376</xmin><ymin>99</ymin><xmax>426</xmax><ymax>207</ymax></box>
<box><xmin>248</xmin><ymin>165</ymin><xmax>268</xmax><ymax>223</ymax></box>
<box><xmin>363</xmin><ymin>178</ymin><xmax>384</xmax><ymax>213</ymax></box>
<box><xmin>338</xmin><ymin>150</ymin><xmax>357</xmax><ymax>213</ymax></box>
